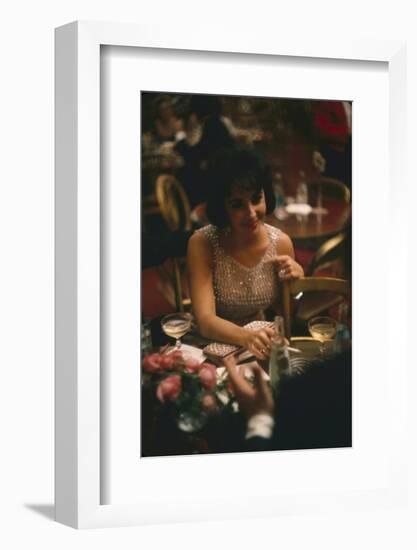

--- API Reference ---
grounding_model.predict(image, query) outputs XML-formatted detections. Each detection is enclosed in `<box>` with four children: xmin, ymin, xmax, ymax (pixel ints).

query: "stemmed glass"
<box><xmin>308</xmin><ymin>316</ymin><xmax>337</xmax><ymax>355</ymax></box>
<box><xmin>161</xmin><ymin>312</ymin><xmax>192</xmax><ymax>351</ymax></box>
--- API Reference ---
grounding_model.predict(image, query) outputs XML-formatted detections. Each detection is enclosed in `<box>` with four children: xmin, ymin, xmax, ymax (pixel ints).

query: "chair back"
<box><xmin>155</xmin><ymin>174</ymin><xmax>192</xmax><ymax>232</ymax></box>
<box><xmin>154</xmin><ymin>175</ymin><xmax>192</xmax><ymax>312</ymax></box>
<box><xmin>306</xmin><ymin>231</ymin><xmax>347</xmax><ymax>276</ymax></box>
<box><xmin>282</xmin><ymin>276</ymin><xmax>349</xmax><ymax>339</ymax></box>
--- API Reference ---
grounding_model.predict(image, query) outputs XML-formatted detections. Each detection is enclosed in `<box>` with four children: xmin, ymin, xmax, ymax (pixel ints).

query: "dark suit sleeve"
<box><xmin>275</xmin><ymin>351</ymin><xmax>352</xmax><ymax>451</ymax></box>
<box><xmin>244</xmin><ymin>435</ymin><xmax>272</xmax><ymax>452</ymax></box>
<box><xmin>238</xmin><ymin>351</ymin><xmax>352</xmax><ymax>454</ymax></box>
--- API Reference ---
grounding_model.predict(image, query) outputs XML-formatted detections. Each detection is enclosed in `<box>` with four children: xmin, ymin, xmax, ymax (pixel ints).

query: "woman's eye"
<box><xmin>252</xmin><ymin>194</ymin><xmax>262</xmax><ymax>204</ymax></box>
<box><xmin>229</xmin><ymin>201</ymin><xmax>243</xmax><ymax>209</ymax></box>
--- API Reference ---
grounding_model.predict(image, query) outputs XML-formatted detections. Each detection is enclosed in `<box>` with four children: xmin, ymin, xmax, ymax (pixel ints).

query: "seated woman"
<box><xmin>187</xmin><ymin>147</ymin><xmax>304</xmax><ymax>359</ymax></box>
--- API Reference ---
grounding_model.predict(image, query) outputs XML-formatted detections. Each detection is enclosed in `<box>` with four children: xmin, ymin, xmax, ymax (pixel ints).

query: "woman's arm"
<box><xmin>187</xmin><ymin>232</ymin><xmax>273</xmax><ymax>358</ymax></box>
<box><xmin>268</xmin><ymin>232</ymin><xmax>304</xmax><ymax>281</ymax></box>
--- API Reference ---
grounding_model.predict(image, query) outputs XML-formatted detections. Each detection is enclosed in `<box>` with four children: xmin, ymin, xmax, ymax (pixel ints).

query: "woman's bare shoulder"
<box><xmin>275</xmin><ymin>230</ymin><xmax>295</xmax><ymax>256</ymax></box>
<box><xmin>188</xmin><ymin>228</ymin><xmax>214</xmax><ymax>257</ymax></box>
<box><xmin>187</xmin><ymin>229</ymin><xmax>215</xmax><ymax>279</ymax></box>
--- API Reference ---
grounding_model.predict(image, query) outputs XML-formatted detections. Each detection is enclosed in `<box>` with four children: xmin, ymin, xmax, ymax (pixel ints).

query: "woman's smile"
<box><xmin>225</xmin><ymin>188</ymin><xmax>266</xmax><ymax>235</ymax></box>
<box><xmin>245</xmin><ymin>218</ymin><xmax>259</xmax><ymax>232</ymax></box>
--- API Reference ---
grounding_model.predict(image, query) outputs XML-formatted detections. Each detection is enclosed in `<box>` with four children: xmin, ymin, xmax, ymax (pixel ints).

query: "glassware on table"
<box><xmin>308</xmin><ymin>315</ymin><xmax>337</xmax><ymax>355</ymax></box>
<box><xmin>161</xmin><ymin>312</ymin><xmax>192</xmax><ymax>350</ymax></box>
<box><xmin>295</xmin><ymin>170</ymin><xmax>309</xmax><ymax>222</ymax></box>
<box><xmin>272</xmin><ymin>172</ymin><xmax>288</xmax><ymax>220</ymax></box>
<box><xmin>295</xmin><ymin>171</ymin><xmax>308</xmax><ymax>205</ymax></box>
<box><xmin>269</xmin><ymin>315</ymin><xmax>290</xmax><ymax>394</ymax></box>
<box><xmin>314</xmin><ymin>183</ymin><xmax>328</xmax><ymax>216</ymax></box>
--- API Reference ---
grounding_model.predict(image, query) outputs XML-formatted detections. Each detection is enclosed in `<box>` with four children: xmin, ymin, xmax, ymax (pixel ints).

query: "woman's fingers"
<box><xmin>251</xmin><ymin>341</ymin><xmax>267</xmax><ymax>359</ymax></box>
<box><xmin>266</xmin><ymin>254</ymin><xmax>303</xmax><ymax>280</ymax></box>
<box><xmin>267</xmin><ymin>254</ymin><xmax>293</xmax><ymax>265</ymax></box>
<box><xmin>248</xmin><ymin>340</ymin><xmax>267</xmax><ymax>360</ymax></box>
<box><xmin>266</xmin><ymin>254</ymin><xmax>290</xmax><ymax>267</ymax></box>
<box><xmin>257</xmin><ymin>330</ymin><xmax>273</xmax><ymax>348</ymax></box>
<box><xmin>279</xmin><ymin>266</ymin><xmax>298</xmax><ymax>280</ymax></box>
<box><xmin>267</xmin><ymin>255</ymin><xmax>295</xmax><ymax>277</ymax></box>
<box><xmin>256</xmin><ymin>330</ymin><xmax>274</xmax><ymax>357</ymax></box>
<box><xmin>243</xmin><ymin>328</ymin><xmax>275</xmax><ymax>359</ymax></box>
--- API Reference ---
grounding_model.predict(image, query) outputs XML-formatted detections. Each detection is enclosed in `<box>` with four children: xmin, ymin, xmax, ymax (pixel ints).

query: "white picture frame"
<box><xmin>55</xmin><ymin>20</ymin><xmax>407</xmax><ymax>529</ymax></box>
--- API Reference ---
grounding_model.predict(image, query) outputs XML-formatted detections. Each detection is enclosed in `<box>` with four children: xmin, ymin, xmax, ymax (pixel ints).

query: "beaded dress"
<box><xmin>197</xmin><ymin>223</ymin><xmax>281</xmax><ymax>326</ymax></box>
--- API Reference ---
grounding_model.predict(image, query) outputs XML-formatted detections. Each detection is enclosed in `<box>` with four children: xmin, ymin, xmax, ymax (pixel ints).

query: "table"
<box><xmin>190</xmin><ymin>198</ymin><xmax>350</xmax><ymax>242</ymax></box>
<box><xmin>267</xmin><ymin>198</ymin><xmax>350</xmax><ymax>242</ymax></box>
<box><xmin>141</xmin><ymin>326</ymin><xmax>350</xmax><ymax>457</ymax></box>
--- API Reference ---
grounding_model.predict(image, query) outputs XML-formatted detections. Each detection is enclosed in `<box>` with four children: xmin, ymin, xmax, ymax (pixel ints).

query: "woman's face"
<box><xmin>224</xmin><ymin>186</ymin><xmax>266</xmax><ymax>236</ymax></box>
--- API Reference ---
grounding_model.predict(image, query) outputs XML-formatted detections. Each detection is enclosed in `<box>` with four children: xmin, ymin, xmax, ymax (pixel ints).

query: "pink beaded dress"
<box><xmin>197</xmin><ymin>223</ymin><xmax>281</xmax><ymax>326</ymax></box>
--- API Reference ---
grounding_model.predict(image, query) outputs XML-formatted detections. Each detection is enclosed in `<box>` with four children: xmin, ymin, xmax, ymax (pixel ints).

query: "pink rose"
<box><xmin>170</xmin><ymin>350</ymin><xmax>185</xmax><ymax>370</ymax></box>
<box><xmin>169</xmin><ymin>350</ymin><xmax>183</xmax><ymax>363</ymax></box>
<box><xmin>142</xmin><ymin>353</ymin><xmax>162</xmax><ymax>373</ymax></box>
<box><xmin>156</xmin><ymin>375</ymin><xmax>181</xmax><ymax>402</ymax></box>
<box><xmin>199</xmin><ymin>363</ymin><xmax>217</xmax><ymax>390</ymax></box>
<box><xmin>159</xmin><ymin>355</ymin><xmax>175</xmax><ymax>370</ymax></box>
<box><xmin>184</xmin><ymin>357</ymin><xmax>201</xmax><ymax>373</ymax></box>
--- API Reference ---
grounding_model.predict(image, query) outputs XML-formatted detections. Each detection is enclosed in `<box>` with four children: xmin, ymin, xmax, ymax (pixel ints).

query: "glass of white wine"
<box><xmin>161</xmin><ymin>312</ymin><xmax>192</xmax><ymax>351</ymax></box>
<box><xmin>308</xmin><ymin>315</ymin><xmax>337</xmax><ymax>355</ymax></box>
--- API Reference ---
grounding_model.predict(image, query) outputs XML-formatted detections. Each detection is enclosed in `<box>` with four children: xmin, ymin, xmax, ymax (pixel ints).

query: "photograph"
<box><xmin>140</xmin><ymin>91</ymin><xmax>352</xmax><ymax>457</ymax></box>
<box><xmin>0</xmin><ymin>0</ymin><xmax>411</xmax><ymax>539</ymax></box>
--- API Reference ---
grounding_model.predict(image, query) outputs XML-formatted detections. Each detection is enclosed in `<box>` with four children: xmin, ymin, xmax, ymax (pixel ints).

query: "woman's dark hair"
<box><xmin>206</xmin><ymin>146</ymin><xmax>275</xmax><ymax>228</ymax></box>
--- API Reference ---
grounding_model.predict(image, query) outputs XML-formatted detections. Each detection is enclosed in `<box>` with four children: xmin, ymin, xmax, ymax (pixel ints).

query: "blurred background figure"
<box><xmin>141</xmin><ymin>94</ymin><xmax>185</xmax><ymax>200</ymax></box>
<box><xmin>175</xmin><ymin>94</ymin><xmax>234</xmax><ymax>207</ymax></box>
<box><xmin>150</xmin><ymin>94</ymin><xmax>183</xmax><ymax>144</ymax></box>
<box><xmin>312</xmin><ymin>100</ymin><xmax>352</xmax><ymax>189</ymax></box>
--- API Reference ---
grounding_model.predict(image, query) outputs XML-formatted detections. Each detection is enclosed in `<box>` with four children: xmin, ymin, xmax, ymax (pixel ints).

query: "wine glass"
<box><xmin>161</xmin><ymin>312</ymin><xmax>192</xmax><ymax>351</ymax></box>
<box><xmin>308</xmin><ymin>316</ymin><xmax>337</xmax><ymax>355</ymax></box>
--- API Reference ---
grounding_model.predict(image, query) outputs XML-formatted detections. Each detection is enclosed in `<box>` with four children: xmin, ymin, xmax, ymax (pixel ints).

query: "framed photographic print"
<box><xmin>55</xmin><ymin>21</ymin><xmax>407</xmax><ymax>528</ymax></box>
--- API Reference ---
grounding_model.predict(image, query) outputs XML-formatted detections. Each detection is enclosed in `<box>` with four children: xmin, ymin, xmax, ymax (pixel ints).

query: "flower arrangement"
<box><xmin>142</xmin><ymin>350</ymin><xmax>235</xmax><ymax>433</ymax></box>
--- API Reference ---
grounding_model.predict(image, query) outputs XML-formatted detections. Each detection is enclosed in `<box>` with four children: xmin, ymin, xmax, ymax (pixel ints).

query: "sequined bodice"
<box><xmin>198</xmin><ymin>224</ymin><xmax>281</xmax><ymax>325</ymax></box>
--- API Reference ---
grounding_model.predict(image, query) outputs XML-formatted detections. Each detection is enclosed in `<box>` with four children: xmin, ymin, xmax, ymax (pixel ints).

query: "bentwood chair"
<box><xmin>154</xmin><ymin>174</ymin><xmax>192</xmax><ymax>312</ymax></box>
<box><xmin>306</xmin><ymin>231</ymin><xmax>348</xmax><ymax>277</ymax></box>
<box><xmin>306</xmin><ymin>177</ymin><xmax>351</xmax><ymax>205</ymax></box>
<box><xmin>295</xmin><ymin>233</ymin><xmax>349</xmax><ymax>322</ymax></box>
<box><xmin>155</xmin><ymin>174</ymin><xmax>192</xmax><ymax>232</ymax></box>
<box><xmin>281</xmin><ymin>276</ymin><xmax>350</xmax><ymax>340</ymax></box>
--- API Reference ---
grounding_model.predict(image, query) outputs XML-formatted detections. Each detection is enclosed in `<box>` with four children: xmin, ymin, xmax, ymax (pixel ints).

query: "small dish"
<box><xmin>285</xmin><ymin>203</ymin><xmax>312</xmax><ymax>216</ymax></box>
<box><xmin>167</xmin><ymin>343</ymin><xmax>206</xmax><ymax>363</ymax></box>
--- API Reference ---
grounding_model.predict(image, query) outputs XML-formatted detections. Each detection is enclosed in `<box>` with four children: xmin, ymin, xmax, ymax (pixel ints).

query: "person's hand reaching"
<box><xmin>223</xmin><ymin>355</ymin><xmax>274</xmax><ymax>419</ymax></box>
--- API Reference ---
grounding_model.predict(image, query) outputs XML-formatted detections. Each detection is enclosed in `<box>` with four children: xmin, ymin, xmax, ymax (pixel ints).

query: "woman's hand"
<box><xmin>267</xmin><ymin>254</ymin><xmax>304</xmax><ymax>281</ymax></box>
<box><xmin>243</xmin><ymin>326</ymin><xmax>275</xmax><ymax>360</ymax></box>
